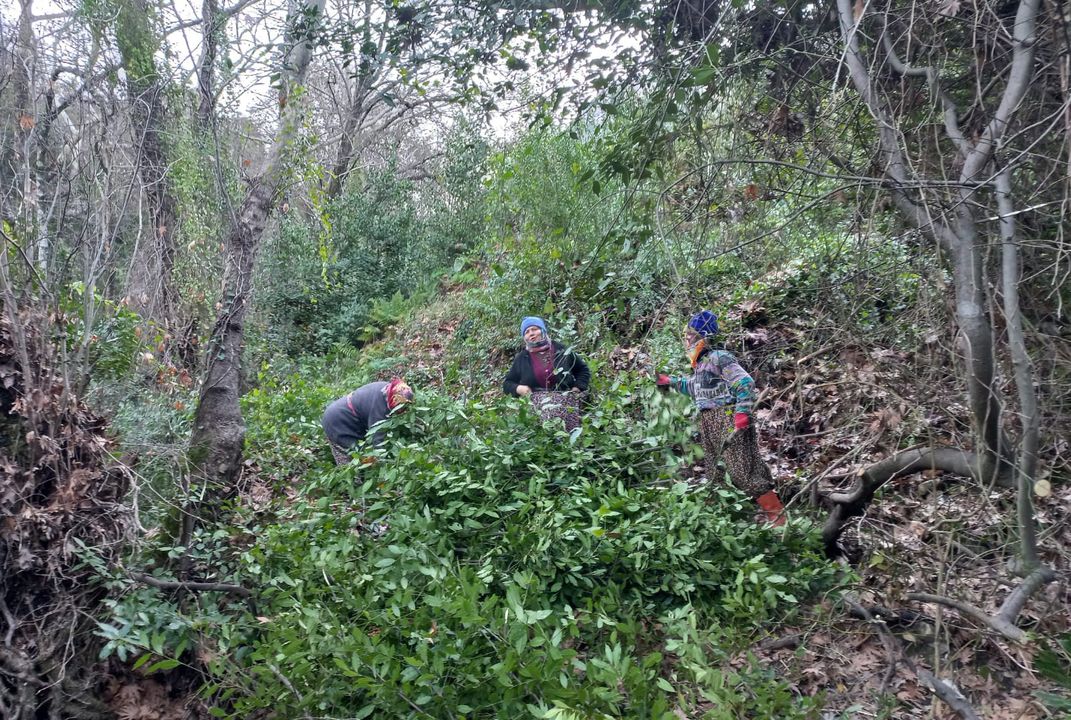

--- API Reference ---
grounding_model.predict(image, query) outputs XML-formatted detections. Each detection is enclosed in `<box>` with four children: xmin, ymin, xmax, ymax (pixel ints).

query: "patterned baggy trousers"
<box><xmin>698</xmin><ymin>409</ymin><xmax>774</xmax><ymax>498</ymax></box>
<box><xmin>329</xmin><ymin>440</ymin><xmax>352</xmax><ymax>466</ymax></box>
<box><xmin>530</xmin><ymin>391</ymin><xmax>582</xmax><ymax>433</ymax></box>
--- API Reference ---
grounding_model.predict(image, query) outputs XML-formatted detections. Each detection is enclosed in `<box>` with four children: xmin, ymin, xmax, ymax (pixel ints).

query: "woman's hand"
<box><xmin>516</xmin><ymin>384</ymin><xmax>531</xmax><ymax>396</ymax></box>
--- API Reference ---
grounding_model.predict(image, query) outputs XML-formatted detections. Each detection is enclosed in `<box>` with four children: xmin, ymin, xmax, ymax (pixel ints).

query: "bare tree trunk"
<box><xmin>187</xmin><ymin>178</ymin><xmax>272</xmax><ymax>494</ymax></box>
<box><xmin>827</xmin><ymin>0</ymin><xmax>1054</xmax><ymax>635</ymax></box>
<box><xmin>953</xmin><ymin>0</ymin><xmax>1043</xmax><ymax>480</ymax></box>
<box><xmin>324</xmin><ymin>0</ymin><xmax>377</xmax><ymax>200</ymax></box>
<box><xmin>839</xmin><ymin>0</ymin><xmax>1003</xmax><ymax>475</ymax></box>
<box><xmin>326</xmin><ymin>104</ymin><xmax>363</xmax><ymax>199</ymax></box>
<box><xmin>949</xmin><ymin>201</ymin><xmax>1003</xmax><ymax>481</ymax></box>
<box><xmin>116</xmin><ymin>0</ymin><xmax>180</xmax><ymax>333</ymax></box>
<box><xmin>185</xmin><ymin>0</ymin><xmax>327</xmax><ymax>541</ymax></box>
<box><xmin>995</xmin><ymin>168</ymin><xmax>1042</xmax><ymax>570</ymax></box>
<box><xmin>835</xmin><ymin>0</ymin><xmax>1041</xmax><ymax>477</ymax></box>
<box><xmin>11</xmin><ymin>0</ymin><xmax>41</xmax><ymax>271</ymax></box>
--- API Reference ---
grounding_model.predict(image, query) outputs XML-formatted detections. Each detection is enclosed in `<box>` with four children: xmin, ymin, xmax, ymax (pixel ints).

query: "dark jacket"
<box><xmin>503</xmin><ymin>341</ymin><xmax>591</xmax><ymax>396</ymax></box>
<box><xmin>322</xmin><ymin>381</ymin><xmax>391</xmax><ymax>449</ymax></box>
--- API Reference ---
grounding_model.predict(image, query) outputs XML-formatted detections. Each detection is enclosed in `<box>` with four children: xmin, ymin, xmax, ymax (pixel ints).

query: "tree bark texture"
<box><xmin>187</xmin><ymin>0</ymin><xmax>327</xmax><ymax>517</ymax></box>
<box><xmin>996</xmin><ymin>168</ymin><xmax>1043</xmax><ymax>570</ymax></box>
<box><xmin>197</xmin><ymin>0</ymin><xmax>221</xmax><ymax>126</ymax></box>
<box><xmin>188</xmin><ymin>178</ymin><xmax>272</xmax><ymax>494</ymax></box>
<box><xmin>834</xmin><ymin>0</ymin><xmax>1044</xmax><ymax>486</ymax></box>
<box><xmin>117</xmin><ymin>0</ymin><xmax>181</xmax><ymax>332</ymax></box>
<box><xmin>327</xmin><ymin>102</ymin><xmax>363</xmax><ymax>199</ymax></box>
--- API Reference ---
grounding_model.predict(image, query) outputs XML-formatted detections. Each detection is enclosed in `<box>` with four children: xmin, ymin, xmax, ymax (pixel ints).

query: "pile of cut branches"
<box><xmin>0</xmin><ymin>312</ymin><xmax>131</xmax><ymax>719</ymax></box>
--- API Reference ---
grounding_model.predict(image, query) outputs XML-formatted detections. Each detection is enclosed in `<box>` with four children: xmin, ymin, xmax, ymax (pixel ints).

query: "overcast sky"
<box><xmin>3</xmin><ymin>0</ymin><xmax>637</xmax><ymax>145</ymax></box>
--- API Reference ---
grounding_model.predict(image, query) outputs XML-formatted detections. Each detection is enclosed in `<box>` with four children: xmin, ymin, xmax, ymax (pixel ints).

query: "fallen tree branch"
<box><xmin>916</xmin><ymin>669</ymin><xmax>981</xmax><ymax>720</ymax></box>
<box><xmin>906</xmin><ymin>565</ymin><xmax>1056</xmax><ymax>644</ymax></box>
<box><xmin>757</xmin><ymin>633</ymin><xmax>803</xmax><ymax>652</ymax></box>
<box><xmin>129</xmin><ymin>572</ymin><xmax>252</xmax><ymax>598</ymax></box>
<box><xmin>821</xmin><ymin>445</ymin><xmax>981</xmax><ymax>557</ymax></box>
<box><xmin>840</xmin><ymin>595</ymin><xmax>980</xmax><ymax>719</ymax></box>
<box><xmin>828</xmin><ymin>447</ymin><xmax>977</xmax><ymax>505</ymax></box>
<box><xmin>905</xmin><ymin>592</ymin><xmax>1025</xmax><ymax>642</ymax></box>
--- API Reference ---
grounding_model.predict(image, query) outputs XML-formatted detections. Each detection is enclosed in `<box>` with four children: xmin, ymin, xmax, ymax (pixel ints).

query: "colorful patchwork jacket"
<box><xmin>668</xmin><ymin>349</ymin><xmax>755</xmax><ymax>415</ymax></box>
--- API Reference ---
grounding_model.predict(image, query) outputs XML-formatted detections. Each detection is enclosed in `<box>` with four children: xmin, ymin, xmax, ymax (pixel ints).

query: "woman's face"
<box><xmin>684</xmin><ymin>328</ymin><xmax>700</xmax><ymax>350</ymax></box>
<box><xmin>524</xmin><ymin>325</ymin><xmax>545</xmax><ymax>344</ymax></box>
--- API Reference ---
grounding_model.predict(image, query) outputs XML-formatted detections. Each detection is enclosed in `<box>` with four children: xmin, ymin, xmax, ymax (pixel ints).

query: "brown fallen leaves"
<box><xmin>1</xmin><ymin>311</ymin><xmax>133</xmax><ymax>713</ymax></box>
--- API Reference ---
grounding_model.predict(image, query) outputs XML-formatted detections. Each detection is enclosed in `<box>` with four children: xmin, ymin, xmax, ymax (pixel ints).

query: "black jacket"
<box><xmin>503</xmin><ymin>341</ymin><xmax>591</xmax><ymax>396</ymax></box>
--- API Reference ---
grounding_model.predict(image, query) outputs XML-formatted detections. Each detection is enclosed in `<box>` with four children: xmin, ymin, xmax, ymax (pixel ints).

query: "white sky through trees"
<box><xmin>3</xmin><ymin>0</ymin><xmax>638</xmax><ymax>146</ymax></box>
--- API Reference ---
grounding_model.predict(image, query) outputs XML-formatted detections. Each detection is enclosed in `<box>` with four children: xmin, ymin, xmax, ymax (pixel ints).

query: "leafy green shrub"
<box><xmin>256</xmin><ymin>136</ymin><xmax>487</xmax><ymax>355</ymax></box>
<box><xmin>256</xmin><ymin>184</ymin><xmax>404</xmax><ymax>353</ymax></box>
<box><xmin>58</xmin><ymin>282</ymin><xmax>150</xmax><ymax>381</ymax></box>
<box><xmin>660</xmin><ymin>606</ymin><xmax>825</xmax><ymax>718</ymax></box>
<box><xmin>359</xmin><ymin>288</ymin><xmax>435</xmax><ymax>343</ymax></box>
<box><xmin>461</xmin><ymin>131</ymin><xmax>617</xmax><ymax>333</ymax></box>
<box><xmin>177</xmin><ymin>379</ymin><xmax>840</xmax><ymax>718</ymax></box>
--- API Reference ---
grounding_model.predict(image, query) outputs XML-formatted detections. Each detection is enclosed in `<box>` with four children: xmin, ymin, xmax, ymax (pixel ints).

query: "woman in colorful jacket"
<box><xmin>656</xmin><ymin>311</ymin><xmax>786</xmax><ymax>525</ymax></box>
<box><xmin>321</xmin><ymin>377</ymin><xmax>414</xmax><ymax>465</ymax></box>
<box><xmin>503</xmin><ymin>316</ymin><xmax>591</xmax><ymax>432</ymax></box>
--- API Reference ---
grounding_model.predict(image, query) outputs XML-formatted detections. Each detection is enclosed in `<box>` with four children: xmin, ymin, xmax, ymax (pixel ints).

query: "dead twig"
<box><xmin>757</xmin><ymin>633</ymin><xmax>803</xmax><ymax>651</ymax></box>
<box><xmin>841</xmin><ymin>596</ymin><xmax>898</xmax><ymax>694</ymax></box>
<box><xmin>840</xmin><ymin>595</ymin><xmax>981</xmax><ymax>719</ymax></box>
<box><xmin>906</xmin><ymin>565</ymin><xmax>1057</xmax><ymax>644</ymax></box>
<box><xmin>267</xmin><ymin>663</ymin><xmax>305</xmax><ymax>705</ymax></box>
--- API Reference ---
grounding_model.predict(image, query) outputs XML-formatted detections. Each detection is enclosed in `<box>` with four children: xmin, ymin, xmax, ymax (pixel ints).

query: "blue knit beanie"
<box><xmin>687</xmin><ymin>310</ymin><xmax>719</xmax><ymax>339</ymax></box>
<box><xmin>520</xmin><ymin>316</ymin><xmax>548</xmax><ymax>338</ymax></box>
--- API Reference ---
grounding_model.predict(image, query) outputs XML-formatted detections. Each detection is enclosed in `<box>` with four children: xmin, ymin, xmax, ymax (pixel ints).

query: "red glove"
<box><xmin>655</xmin><ymin>373</ymin><xmax>671</xmax><ymax>389</ymax></box>
<box><xmin>734</xmin><ymin>412</ymin><xmax>750</xmax><ymax>431</ymax></box>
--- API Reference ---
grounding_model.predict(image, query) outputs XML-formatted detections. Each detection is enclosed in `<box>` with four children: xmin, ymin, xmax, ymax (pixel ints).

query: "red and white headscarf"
<box><xmin>385</xmin><ymin>377</ymin><xmax>414</xmax><ymax>410</ymax></box>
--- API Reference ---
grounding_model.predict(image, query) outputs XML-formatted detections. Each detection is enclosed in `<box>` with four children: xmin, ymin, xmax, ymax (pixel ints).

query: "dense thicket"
<box><xmin>1</xmin><ymin>0</ymin><xmax>1068</xmax><ymax>717</ymax></box>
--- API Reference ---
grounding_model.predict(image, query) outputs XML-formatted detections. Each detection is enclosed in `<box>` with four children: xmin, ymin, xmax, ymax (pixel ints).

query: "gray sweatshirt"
<box><xmin>321</xmin><ymin>381</ymin><xmax>391</xmax><ymax>450</ymax></box>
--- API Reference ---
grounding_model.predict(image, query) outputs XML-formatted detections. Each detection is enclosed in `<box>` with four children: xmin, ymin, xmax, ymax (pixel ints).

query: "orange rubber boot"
<box><xmin>756</xmin><ymin>491</ymin><xmax>786</xmax><ymax>527</ymax></box>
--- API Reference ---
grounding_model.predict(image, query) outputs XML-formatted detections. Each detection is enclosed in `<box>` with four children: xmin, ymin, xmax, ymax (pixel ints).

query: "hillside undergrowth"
<box><xmin>99</xmin><ymin>359</ymin><xmax>843</xmax><ymax>718</ymax></box>
<box><xmin>86</xmin><ymin>125</ymin><xmax>1070</xmax><ymax>720</ymax></box>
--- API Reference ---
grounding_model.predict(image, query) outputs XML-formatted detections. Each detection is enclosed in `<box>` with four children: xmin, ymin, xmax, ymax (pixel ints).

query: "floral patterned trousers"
<box><xmin>530</xmin><ymin>391</ymin><xmax>582</xmax><ymax>433</ymax></box>
<box><xmin>329</xmin><ymin>440</ymin><xmax>352</xmax><ymax>466</ymax></box>
<box><xmin>698</xmin><ymin>409</ymin><xmax>774</xmax><ymax>498</ymax></box>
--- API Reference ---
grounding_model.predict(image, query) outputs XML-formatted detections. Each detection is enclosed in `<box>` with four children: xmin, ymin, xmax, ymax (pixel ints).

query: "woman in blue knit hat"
<box><xmin>656</xmin><ymin>310</ymin><xmax>786</xmax><ymax>525</ymax></box>
<box><xmin>503</xmin><ymin>316</ymin><xmax>591</xmax><ymax>432</ymax></box>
